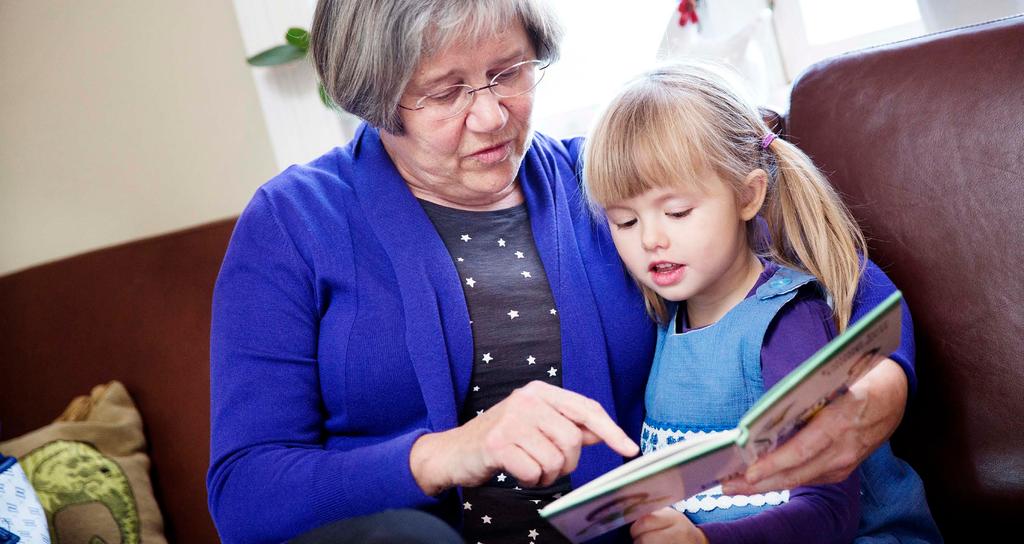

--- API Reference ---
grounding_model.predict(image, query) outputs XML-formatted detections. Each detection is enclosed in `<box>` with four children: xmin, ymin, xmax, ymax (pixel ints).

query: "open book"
<box><xmin>540</xmin><ymin>291</ymin><xmax>904</xmax><ymax>543</ymax></box>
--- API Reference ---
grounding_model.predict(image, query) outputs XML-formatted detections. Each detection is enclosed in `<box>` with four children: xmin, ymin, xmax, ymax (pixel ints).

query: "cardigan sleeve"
<box><xmin>854</xmin><ymin>258</ymin><xmax>917</xmax><ymax>393</ymax></box>
<box><xmin>207</xmin><ymin>189</ymin><xmax>437</xmax><ymax>544</ymax></box>
<box><xmin>561</xmin><ymin>136</ymin><xmax>587</xmax><ymax>188</ymax></box>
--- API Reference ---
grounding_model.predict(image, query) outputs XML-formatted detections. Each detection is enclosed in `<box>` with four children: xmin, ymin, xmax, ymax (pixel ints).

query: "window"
<box><xmin>772</xmin><ymin>0</ymin><xmax>926</xmax><ymax>80</ymax></box>
<box><xmin>772</xmin><ymin>0</ymin><xmax>1024</xmax><ymax>81</ymax></box>
<box><xmin>533</xmin><ymin>0</ymin><xmax>671</xmax><ymax>137</ymax></box>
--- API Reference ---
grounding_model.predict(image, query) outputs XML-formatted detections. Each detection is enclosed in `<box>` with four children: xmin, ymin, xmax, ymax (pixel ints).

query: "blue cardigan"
<box><xmin>207</xmin><ymin>125</ymin><xmax>916</xmax><ymax>543</ymax></box>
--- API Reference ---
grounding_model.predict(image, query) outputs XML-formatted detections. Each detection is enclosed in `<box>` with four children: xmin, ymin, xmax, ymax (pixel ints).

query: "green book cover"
<box><xmin>540</xmin><ymin>291</ymin><xmax>904</xmax><ymax>543</ymax></box>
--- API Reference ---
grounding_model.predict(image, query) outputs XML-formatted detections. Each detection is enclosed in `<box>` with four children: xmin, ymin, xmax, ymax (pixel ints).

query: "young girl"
<box><xmin>583</xmin><ymin>64</ymin><xmax>940</xmax><ymax>543</ymax></box>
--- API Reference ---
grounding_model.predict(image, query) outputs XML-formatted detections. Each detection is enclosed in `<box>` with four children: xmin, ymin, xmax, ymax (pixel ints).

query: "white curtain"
<box><xmin>658</xmin><ymin>0</ymin><xmax>788</xmax><ymax>109</ymax></box>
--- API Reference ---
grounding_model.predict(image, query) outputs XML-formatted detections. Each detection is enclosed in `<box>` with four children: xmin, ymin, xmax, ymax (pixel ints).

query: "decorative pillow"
<box><xmin>0</xmin><ymin>382</ymin><xmax>167</xmax><ymax>544</ymax></box>
<box><xmin>0</xmin><ymin>454</ymin><xmax>50</xmax><ymax>543</ymax></box>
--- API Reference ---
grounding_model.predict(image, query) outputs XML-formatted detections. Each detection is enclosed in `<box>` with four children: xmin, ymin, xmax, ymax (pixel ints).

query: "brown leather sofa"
<box><xmin>784</xmin><ymin>15</ymin><xmax>1023</xmax><ymax>541</ymax></box>
<box><xmin>1</xmin><ymin>15</ymin><xmax>1021</xmax><ymax>542</ymax></box>
<box><xmin>1</xmin><ymin>219</ymin><xmax>232</xmax><ymax>542</ymax></box>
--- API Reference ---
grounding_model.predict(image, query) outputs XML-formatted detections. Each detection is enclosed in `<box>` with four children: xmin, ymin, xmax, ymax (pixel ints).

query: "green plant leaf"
<box><xmin>247</xmin><ymin>44</ymin><xmax>306</xmax><ymax>66</ymax></box>
<box><xmin>318</xmin><ymin>83</ymin><xmax>338</xmax><ymax>109</ymax></box>
<box><xmin>285</xmin><ymin>27</ymin><xmax>310</xmax><ymax>50</ymax></box>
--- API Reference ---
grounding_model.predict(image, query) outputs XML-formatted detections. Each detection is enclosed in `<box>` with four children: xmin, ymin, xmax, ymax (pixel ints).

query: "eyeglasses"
<box><xmin>398</xmin><ymin>59</ymin><xmax>550</xmax><ymax>120</ymax></box>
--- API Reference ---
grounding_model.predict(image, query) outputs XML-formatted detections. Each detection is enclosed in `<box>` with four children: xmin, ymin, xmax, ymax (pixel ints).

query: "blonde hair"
<box><xmin>583</xmin><ymin>63</ymin><xmax>866</xmax><ymax>331</ymax></box>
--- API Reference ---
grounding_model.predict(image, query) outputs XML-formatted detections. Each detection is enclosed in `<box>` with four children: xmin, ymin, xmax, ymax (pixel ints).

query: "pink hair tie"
<box><xmin>761</xmin><ymin>133</ymin><xmax>777</xmax><ymax>149</ymax></box>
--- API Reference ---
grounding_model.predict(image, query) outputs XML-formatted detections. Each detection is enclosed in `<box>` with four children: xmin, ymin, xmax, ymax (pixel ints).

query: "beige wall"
<box><xmin>0</xmin><ymin>1</ymin><xmax>278</xmax><ymax>275</ymax></box>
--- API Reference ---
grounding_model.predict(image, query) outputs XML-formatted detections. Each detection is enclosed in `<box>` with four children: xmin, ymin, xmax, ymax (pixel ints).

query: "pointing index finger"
<box><xmin>533</xmin><ymin>383</ymin><xmax>639</xmax><ymax>457</ymax></box>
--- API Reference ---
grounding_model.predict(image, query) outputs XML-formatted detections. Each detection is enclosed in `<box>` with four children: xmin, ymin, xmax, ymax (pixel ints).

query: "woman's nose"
<box><xmin>465</xmin><ymin>90</ymin><xmax>508</xmax><ymax>133</ymax></box>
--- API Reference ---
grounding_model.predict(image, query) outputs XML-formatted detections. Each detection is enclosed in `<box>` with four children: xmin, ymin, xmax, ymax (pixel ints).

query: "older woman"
<box><xmin>207</xmin><ymin>1</ymin><xmax>916</xmax><ymax>543</ymax></box>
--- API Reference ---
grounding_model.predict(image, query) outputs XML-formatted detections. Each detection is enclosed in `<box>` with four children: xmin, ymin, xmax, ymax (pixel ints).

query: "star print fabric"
<box><xmin>420</xmin><ymin>200</ymin><xmax>571</xmax><ymax>543</ymax></box>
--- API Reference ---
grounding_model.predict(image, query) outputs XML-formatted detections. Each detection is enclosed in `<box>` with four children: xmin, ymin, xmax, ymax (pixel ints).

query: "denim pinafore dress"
<box><xmin>639</xmin><ymin>266</ymin><xmax>942</xmax><ymax>541</ymax></box>
<box><xmin>640</xmin><ymin>267</ymin><xmax>815</xmax><ymax>523</ymax></box>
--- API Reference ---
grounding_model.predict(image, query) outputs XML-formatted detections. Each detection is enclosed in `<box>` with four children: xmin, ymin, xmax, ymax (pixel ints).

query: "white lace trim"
<box><xmin>641</xmin><ymin>425</ymin><xmax>724</xmax><ymax>455</ymax></box>
<box><xmin>673</xmin><ymin>485</ymin><xmax>790</xmax><ymax>513</ymax></box>
<box><xmin>641</xmin><ymin>423</ymin><xmax>790</xmax><ymax>513</ymax></box>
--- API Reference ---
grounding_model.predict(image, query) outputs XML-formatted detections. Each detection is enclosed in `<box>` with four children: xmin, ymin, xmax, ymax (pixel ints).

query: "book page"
<box><xmin>568</xmin><ymin>429</ymin><xmax>729</xmax><ymax>498</ymax></box>
<box><xmin>738</xmin><ymin>291</ymin><xmax>902</xmax><ymax>464</ymax></box>
<box><xmin>543</xmin><ymin>438</ymin><xmax>743</xmax><ymax>543</ymax></box>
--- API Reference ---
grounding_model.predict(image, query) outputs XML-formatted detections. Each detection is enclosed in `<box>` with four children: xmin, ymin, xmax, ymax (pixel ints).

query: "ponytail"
<box><xmin>761</xmin><ymin>138</ymin><xmax>866</xmax><ymax>332</ymax></box>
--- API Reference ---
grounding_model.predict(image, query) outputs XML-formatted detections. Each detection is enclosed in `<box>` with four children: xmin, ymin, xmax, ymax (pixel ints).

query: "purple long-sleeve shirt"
<box><xmin>696</xmin><ymin>261</ymin><xmax>861</xmax><ymax>543</ymax></box>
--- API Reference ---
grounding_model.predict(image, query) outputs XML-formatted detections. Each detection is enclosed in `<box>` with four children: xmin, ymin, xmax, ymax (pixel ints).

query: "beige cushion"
<box><xmin>0</xmin><ymin>381</ymin><xmax>167</xmax><ymax>544</ymax></box>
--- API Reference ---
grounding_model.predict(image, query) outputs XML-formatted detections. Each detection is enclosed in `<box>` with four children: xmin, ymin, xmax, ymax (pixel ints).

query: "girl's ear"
<box><xmin>739</xmin><ymin>169</ymin><xmax>768</xmax><ymax>221</ymax></box>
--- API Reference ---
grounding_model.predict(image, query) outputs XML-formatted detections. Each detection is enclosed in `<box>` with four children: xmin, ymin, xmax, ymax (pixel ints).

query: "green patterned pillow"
<box><xmin>0</xmin><ymin>382</ymin><xmax>166</xmax><ymax>544</ymax></box>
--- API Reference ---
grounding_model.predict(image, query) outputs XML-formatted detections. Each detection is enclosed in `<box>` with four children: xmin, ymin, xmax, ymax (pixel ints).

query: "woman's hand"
<box><xmin>409</xmin><ymin>380</ymin><xmax>639</xmax><ymax>495</ymax></box>
<box><xmin>723</xmin><ymin>358</ymin><xmax>908</xmax><ymax>494</ymax></box>
<box><xmin>630</xmin><ymin>507</ymin><xmax>707</xmax><ymax>544</ymax></box>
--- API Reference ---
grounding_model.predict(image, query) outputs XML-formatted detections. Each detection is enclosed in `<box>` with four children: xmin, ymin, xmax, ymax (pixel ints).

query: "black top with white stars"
<box><xmin>420</xmin><ymin>200</ymin><xmax>571</xmax><ymax>544</ymax></box>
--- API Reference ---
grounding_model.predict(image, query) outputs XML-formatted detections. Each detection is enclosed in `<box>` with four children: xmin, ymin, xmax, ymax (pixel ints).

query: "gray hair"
<box><xmin>310</xmin><ymin>0</ymin><xmax>563</xmax><ymax>134</ymax></box>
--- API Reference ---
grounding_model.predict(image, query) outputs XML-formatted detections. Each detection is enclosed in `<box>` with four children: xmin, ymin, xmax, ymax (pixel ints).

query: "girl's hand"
<box><xmin>409</xmin><ymin>380</ymin><xmax>639</xmax><ymax>495</ymax></box>
<box><xmin>631</xmin><ymin>507</ymin><xmax>707</xmax><ymax>544</ymax></box>
<box><xmin>723</xmin><ymin>358</ymin><xmax>907</xmax><ymax>494</ymax></box>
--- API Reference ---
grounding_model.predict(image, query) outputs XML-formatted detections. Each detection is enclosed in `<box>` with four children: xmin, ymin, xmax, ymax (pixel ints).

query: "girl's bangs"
<box><xmin>586</xmin><ymin>87</ymin><xmax>711</xmax><ymax>207</ymax></box>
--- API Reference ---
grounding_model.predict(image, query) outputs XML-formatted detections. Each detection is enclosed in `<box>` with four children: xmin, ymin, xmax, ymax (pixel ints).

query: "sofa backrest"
<box><xmin>0</xmin><ymin>219</ymin><xmax>235</xmax><ymax>542</ymax></box>
<box><xmin>786</xmin><ymin>15</ymin><xmax>1024</xmax><ymax>540</ymax></box>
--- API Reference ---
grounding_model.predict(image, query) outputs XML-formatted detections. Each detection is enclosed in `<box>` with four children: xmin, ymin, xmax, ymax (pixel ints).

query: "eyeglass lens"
<box><xmin>416</xmin><ymin>60</ymin><xmax>547</xmax><ymax>119</ymax></box>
